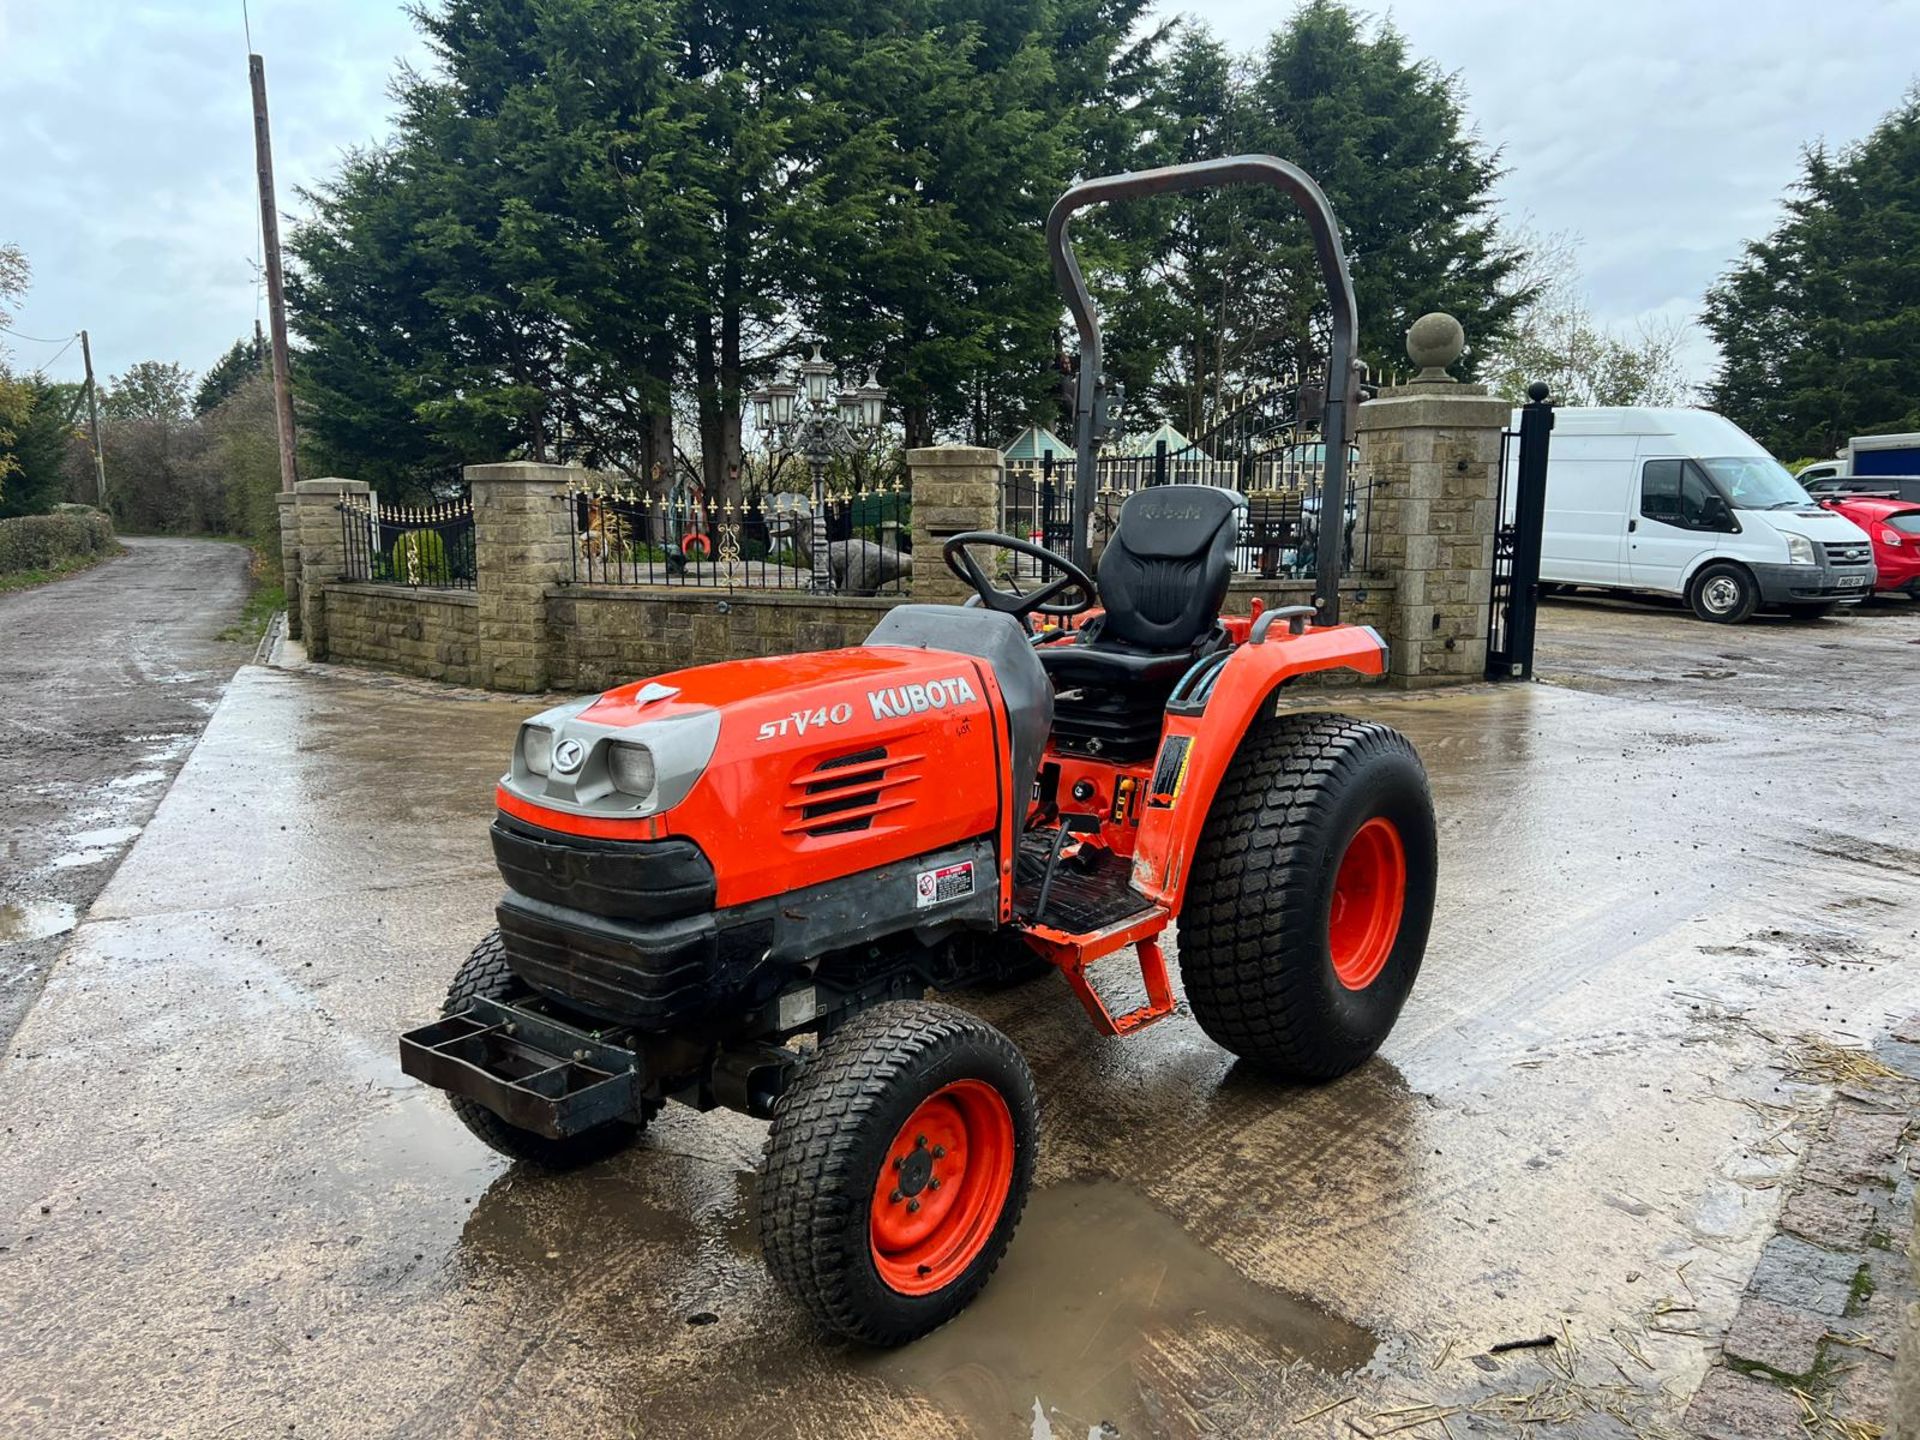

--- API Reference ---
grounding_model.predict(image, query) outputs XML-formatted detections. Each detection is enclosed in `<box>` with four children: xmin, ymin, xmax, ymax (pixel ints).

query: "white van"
<box><xmin>1525</xmin><ymin>407</ymin><xmax>1876</xmax><ymax>622</ymax></box>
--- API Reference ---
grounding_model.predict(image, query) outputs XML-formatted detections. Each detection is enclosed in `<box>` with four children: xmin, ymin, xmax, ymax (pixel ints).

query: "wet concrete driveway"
<box><xmin>2</xmin><ymin>597</ymin><xmax>1917</xmax><ymax>1437</ymax></box>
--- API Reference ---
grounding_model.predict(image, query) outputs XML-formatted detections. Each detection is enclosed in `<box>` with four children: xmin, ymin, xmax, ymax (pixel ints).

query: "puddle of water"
<box><xmin>47</xmin><ymin>825</ymin><xmax>145</xmax><ymax>871</ymax></box>
<box><xmin>106</xmin><ymin>770</ymin><xmax>167</xmax><ymax>791</ymax></box>
<box><xmin>862</xmin><ymin>1179</ymin><xmax>1377</xmax><ymax>1436</ymax></box>
<box><xmin>0</xmin><ymin>899</ymin><xmax>79</xmax><ymax>945</ymax></box>
<box><xmin>67</xmin><ymin>825</ymin><xmax>143</xmax><ymax>849</ymax></box>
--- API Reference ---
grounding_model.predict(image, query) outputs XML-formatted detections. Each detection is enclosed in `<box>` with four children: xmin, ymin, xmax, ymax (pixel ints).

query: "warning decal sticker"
<box><xmin>914</xmin><ymin>860</ymin><xmax>976</xmax><ymax>909</ymax></box>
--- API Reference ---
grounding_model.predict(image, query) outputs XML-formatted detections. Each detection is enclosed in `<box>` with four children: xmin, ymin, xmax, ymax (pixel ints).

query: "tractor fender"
<box><xmin>1129</xmin><ymin>623</ymin><xmax>1388</xmax><ymax>910</ymax></box>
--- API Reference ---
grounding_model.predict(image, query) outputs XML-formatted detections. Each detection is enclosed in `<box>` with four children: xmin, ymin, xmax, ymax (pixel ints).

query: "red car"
<box><xmin>1821</xmin><ymin>493</ymin><xmax>1920</xmax><ymax>596</ymax></box>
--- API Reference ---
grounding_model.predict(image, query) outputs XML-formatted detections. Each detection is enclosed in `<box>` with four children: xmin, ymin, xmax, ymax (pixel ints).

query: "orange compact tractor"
<box><xmin>400</xmin><ymin>157</ymin><xmax>1436</xmax><ymax>1345</ymax></box>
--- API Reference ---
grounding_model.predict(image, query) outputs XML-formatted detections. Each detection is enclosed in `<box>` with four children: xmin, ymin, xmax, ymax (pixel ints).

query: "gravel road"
<box><xmin>0</xmin><ymin>536</ymin><xmax>249</xmax><ymax>1048</ymax></box>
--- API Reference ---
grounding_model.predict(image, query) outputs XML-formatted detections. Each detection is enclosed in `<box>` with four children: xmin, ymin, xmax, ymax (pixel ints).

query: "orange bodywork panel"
<box><xmin>1128</xmin><ymin>623</ymin><xmax>1388</xmax><ymax>912</ymax></box>
<box><xmin>496</xmin><ymin>647</ymin><xmax>1016</xmax><ymax>911</ymax></box>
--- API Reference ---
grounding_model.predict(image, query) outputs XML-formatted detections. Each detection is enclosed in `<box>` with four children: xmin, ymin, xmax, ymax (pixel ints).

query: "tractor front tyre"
<box><xmin>440</xmin><ymin>930</ymin><xmax>654</xmax><ymax>1168</ymax></box>
<box><xmin>1179</xmin><ymin>713</ymin><xmax>1436</xmax><ymax>1080</ymax></box>
<box><xmin>758</xmin><ymin>1001</ymin><xmax>1037</xmax><ymax>1346</ymax></box>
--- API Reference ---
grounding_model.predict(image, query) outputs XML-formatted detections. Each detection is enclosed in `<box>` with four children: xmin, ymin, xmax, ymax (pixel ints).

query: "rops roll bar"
<box><xmin>1045</xmin><ymin>155</ymin><xmax>1361</xmax><ymax>622</ymax></box>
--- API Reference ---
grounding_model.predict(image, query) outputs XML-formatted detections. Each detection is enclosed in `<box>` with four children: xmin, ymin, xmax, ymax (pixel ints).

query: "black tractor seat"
<box><xmin>1038</xmin><ymin>485</ymin><xmax>1242</xmax><ymax>760</ymax></box>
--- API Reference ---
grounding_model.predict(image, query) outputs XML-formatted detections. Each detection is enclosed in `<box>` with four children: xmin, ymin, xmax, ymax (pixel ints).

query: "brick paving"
<box><xmin>1684</xmin><ymin>1022</ymin><xmax>1917</xmax><ymax>1438</ymax></box>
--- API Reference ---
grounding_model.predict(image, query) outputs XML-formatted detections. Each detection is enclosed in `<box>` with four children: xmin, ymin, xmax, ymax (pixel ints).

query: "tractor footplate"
<box><xmin>399</xmin><ymin>996</ymin><xmax>643</xmax><ymax>1140</ymax></box>
<box><xmin>1014</xmin><ymin>840</ymin><xmax>1151</xmax><ymax>933</ymax></box>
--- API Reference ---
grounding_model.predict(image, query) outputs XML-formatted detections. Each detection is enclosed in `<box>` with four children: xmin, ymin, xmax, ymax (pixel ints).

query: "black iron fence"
<box><xmin>1003</xmin><ymin>439</ymin><xmax>1375</xmax><ymax>582</ymax></box>
<box><xmin>563</xmin><ymin>481</ymin><xmax>911</xmax><ymax>596</ymax></box>
<box><xmin>337</xmin><ymin>495</ymin><xmax>476</xmax><ymax>589</ymax></box>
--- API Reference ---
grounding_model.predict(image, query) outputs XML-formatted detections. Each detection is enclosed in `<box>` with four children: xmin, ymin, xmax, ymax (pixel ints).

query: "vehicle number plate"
<box><xmin>1837</xmin><ymin>575</ymin><xmax>1866</xmax><ymax>588</ymax></box>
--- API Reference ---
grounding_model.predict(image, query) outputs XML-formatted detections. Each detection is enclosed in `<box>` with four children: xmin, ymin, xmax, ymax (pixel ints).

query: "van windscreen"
<box><xmin>1697</xmin><ymin>456</ymin><xmax>1812</xmax><ymax>511</ymax></box>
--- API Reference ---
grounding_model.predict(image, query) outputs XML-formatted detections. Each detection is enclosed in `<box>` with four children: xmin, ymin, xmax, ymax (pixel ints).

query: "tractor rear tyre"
<box><xmin>759</xmin><ymin>1001</ymin><xmax>1037</xmax><ymax>1346</ymax></box>
<box><xmin>440</xmin><ymin>930</ymin><xmax>654</xmax><ymax>1168</ymax></box>
<box><xmin>1179</xmin><ymin>713</ymin><xmax>1436</xmax><ymax>1080</ymax></box>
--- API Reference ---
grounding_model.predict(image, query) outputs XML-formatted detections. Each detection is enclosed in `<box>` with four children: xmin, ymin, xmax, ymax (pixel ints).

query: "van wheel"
<box><xmin>1688</xmin><ymin>563</ymin><xmax>1758</xmax><ymax>624</ymax></box>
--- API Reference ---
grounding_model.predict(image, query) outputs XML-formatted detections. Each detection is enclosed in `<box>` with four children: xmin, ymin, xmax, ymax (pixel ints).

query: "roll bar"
<box><xmin>1045</xmin><ymin>155</ymin><xmax>1361</xmax><ymax>622</ymax></box>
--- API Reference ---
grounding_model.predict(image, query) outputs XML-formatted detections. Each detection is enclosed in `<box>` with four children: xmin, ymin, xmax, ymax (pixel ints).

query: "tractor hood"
<box><xmin>495</xmin><ymin>644</ymin><xmax>1010</xmax><ymax>908</ymax></box>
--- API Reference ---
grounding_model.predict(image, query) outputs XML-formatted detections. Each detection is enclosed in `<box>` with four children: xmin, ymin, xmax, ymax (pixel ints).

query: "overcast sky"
<box><xmin>2</xmin><ymin>0</ymin><xmax>1916</xmax><ymax>392</ymax></box>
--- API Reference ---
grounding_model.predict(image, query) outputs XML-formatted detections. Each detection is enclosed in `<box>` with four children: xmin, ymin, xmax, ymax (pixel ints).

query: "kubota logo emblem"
<box><xmin>868</xmin><ymin>675</ymin><xmax>979</xmax><ymax>720</ymax></box>
<box><xmin>551</xmin><ymin>738</ymin><xmax>586</xmax><ymax>773</ymax></box>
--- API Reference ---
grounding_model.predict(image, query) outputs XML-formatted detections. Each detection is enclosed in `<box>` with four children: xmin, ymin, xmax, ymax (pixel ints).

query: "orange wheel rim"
<box><xmin>868</xmin><ymin>1079</ymin><xmax>1015</xmax><ymax>1296</ymax></box>
<box><xmin>1328</xmin><ymin>817</ymin><xmax>1407</xmax><ymax>990</ymax></box>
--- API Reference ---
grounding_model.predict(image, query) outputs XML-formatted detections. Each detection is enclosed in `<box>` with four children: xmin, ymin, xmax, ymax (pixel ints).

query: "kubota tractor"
<box><xmin>399</xmin><ymin>157</ymin><xmax>1437</xmax><ymax>1345</ymax></box>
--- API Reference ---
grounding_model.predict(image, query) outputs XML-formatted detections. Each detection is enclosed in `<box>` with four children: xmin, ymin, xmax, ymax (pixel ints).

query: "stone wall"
<box><xmin>545</xmin><ymin>586</ymin><xmax>900</xmax><ymax>694</ymax></box>
<box><xmin>289</xmin><ymin>443</ymin><xmax>1426</xmax><ymax>693</ymax></box>
<box><xmin>319</xmin><ymin>583</ymin><xmax>479</xmax><ymax>686</ymax></box>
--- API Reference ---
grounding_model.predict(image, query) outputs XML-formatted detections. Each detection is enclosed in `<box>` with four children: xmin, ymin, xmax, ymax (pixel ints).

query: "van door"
<box><xmin>1628</xmin><ymin>459</ymin><xmax>1736</xmax><ymax>593</ymax></box>
<box><xmin>1538</xmin><ymin>436</ymin><xmax>1635</xmax><ymax>584</ymax></box>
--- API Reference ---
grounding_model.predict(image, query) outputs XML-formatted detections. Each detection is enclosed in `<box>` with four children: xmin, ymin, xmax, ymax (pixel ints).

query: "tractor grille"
<box><xmin>1823</xmin><ymin>542</ymin><xmax>1871</xmax><ymax>567</ymax></box>
<box><xmin>788</xmin><ymin>747</ymin><xmax>921</xmax><ymax>838</ymax></box>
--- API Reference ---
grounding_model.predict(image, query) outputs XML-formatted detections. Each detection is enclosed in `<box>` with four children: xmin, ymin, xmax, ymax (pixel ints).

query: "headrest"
<box><xmin>1111</xmin><ymin>486</ymin><xmax>1244</xmax><ymax>559</ymax></box>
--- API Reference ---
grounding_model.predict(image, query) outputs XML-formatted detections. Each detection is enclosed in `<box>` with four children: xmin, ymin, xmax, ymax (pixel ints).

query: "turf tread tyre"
<box><xmin>759</xmin><ymin>1001</ymin><xmax>1036</xmax><ymax>1346</ymax></box>
<box><xmin>1180</xmin><ymin>712</ymin><xmax>1435</xmax><ymax>1079</ymax></box>
<box><xmin>440</xmin><ymin>929</ymin><xmax>653</xmax><ymax>1168</ymax></box>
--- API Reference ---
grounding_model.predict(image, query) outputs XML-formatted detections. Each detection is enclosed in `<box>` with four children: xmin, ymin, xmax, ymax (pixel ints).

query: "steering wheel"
<box><xmin>942</xmin><ymin>531</ymin><xmax>1097</xmax><ymax>628</ymax></box>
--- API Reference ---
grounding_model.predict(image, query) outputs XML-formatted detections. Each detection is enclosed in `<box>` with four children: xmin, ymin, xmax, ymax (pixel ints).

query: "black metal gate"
<box><xmin>1487</xmin><ymin>383</ymin><xmax>1554</xmax><ymax>680</ymax></box>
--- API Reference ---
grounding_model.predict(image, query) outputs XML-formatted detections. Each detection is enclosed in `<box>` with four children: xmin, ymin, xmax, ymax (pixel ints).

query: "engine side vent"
<box><xmin>788</xmin><ymin>746</ymin><xmax>922</xmax><ymax>837</ymax></box>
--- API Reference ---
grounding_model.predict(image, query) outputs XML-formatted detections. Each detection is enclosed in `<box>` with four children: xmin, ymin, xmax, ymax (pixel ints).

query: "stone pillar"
<box><xmin>280</xmin><ymin>477</ymin><xmax>368</xmax><ymax>650</ymax></box>
<box><xmin>907</xmin><ymin>445</ymin><xmax>1002</xmax><ymax>606</ymax></box>
<box><xmin>469</xmin><ymin>461</ymin><xmax>581</xmax><ymax>693</ymax></box>
<box><xmin>1355</xmin><ymin>313</ymin><xmax>1509</xmax><ymax>687</ymax></box>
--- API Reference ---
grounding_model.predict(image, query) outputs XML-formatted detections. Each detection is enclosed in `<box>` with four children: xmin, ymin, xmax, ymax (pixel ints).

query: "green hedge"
<box><xmin>0</xmin><ymin>508</ymin><xmax>117</xmax><ymax>575</ymax></box>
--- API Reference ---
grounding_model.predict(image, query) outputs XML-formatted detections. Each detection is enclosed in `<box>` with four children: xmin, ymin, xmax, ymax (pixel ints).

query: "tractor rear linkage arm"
<box><xmin>1045</xmin><ymin>154</ymin><xmax>1363</xmax><ymax>624</ymax></box>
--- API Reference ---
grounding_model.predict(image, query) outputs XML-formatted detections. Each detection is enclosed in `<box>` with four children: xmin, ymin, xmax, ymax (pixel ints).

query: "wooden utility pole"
<box><xmin>249</xmin><ymin>53</ymin><xmax>299</xmax><ymax>493</ymax></box>
<box><xmin>79</xmin><ymin>329</ymin><xmax>108</xmax><ymax>508</ymax></box>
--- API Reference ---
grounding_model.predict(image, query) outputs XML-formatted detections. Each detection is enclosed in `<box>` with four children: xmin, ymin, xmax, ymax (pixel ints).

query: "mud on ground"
<box><xmin>0</xmin><ymin>590</ymin><xmax>1917</xmax><ymax>1438</ymax></box>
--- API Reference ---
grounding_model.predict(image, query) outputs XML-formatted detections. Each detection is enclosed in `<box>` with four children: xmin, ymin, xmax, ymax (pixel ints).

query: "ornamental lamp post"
<box><xmin>751</xmin><ymin>343</ymin><xmax>889</xmax><ymax>593</ymax></box>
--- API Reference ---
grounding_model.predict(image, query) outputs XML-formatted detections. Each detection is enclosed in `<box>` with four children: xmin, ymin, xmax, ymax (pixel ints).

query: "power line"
<box><xmin>29</xmin><ymin>333</ymin><xmax>81</xmax><ymax>378</ymax></box>
<box><xmin>0</xmin><ymin>324</ymin><xmax>78</xmax><ymax>346</ymax></box>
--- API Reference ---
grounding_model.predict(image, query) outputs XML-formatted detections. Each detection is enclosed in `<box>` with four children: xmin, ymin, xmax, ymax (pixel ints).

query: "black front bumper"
<box><xmin>497</xmin><ymin>892</ymin><xmax>777</xmax><ymax>1029</ymax></box>
<box><xmin>490</xmin><ymin>815</ymin><xmax>714</xmax><ymax>921</ymax></box>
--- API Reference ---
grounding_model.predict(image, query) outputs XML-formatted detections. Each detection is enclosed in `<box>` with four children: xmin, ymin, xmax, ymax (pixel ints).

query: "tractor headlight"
<box><xmin>1784</xmin><ymin>532</ymin><xmax>1816</xmax><ymax>566</ymax></box>
<box><xmin>521</xmin><ymin>724</ymin><xmax>555</xmax><ymax>776</ymax></box>
<box><xmin>607</xmin><ymin>741</ymin><xmax>656</xmax><ymax>800</ymax></box>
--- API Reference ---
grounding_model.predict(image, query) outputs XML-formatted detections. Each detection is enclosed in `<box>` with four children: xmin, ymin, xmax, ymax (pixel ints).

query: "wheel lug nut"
<box><xmin>915</xmin><ymin>1135</ymin><xmax>927</xmax><ymax>1149</ymax></box>
<box><xmin>892</xmin><ymin>1156</ymin><xmax>904</xmax><ymax>1171</ymax></box>
<box><xmin>928</xmin><ymin>1178</ymin><xmax>941</xmax><ymax>1191</ymax></box>
<box><xmin>889</xmin><ymin>1189</ymin><xmax>902</xmax><ymax>1204</ymax></box>
<box><xmin>907</xmin><ymin>1199</ymin><xmax>921</xmax><ymax>1213</ymax></box>
<box><xmin>931</xmin><ymin>1145</ymin><xmax>946</xmax><ymax>1159</ymax></box>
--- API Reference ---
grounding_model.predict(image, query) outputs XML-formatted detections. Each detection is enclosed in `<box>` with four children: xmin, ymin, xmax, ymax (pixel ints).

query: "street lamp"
<box><xmin>750</xmin><ymin>342</ymin><xmax>889</xmax><ymax>593</ymax></box>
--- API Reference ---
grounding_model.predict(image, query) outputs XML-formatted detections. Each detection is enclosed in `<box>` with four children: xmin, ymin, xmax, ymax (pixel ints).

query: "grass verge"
<box><xmin>0</xmin><ymin>545</ymin><xmax>125</xmax><ymax>595</ymax></box>
<box><xmin>217</xmin><ymin>541</ymin><xmax>287</xmax><ymax>644</ymax></box>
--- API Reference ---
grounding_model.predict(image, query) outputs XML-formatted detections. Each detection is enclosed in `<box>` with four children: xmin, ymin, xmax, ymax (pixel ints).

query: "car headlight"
<box><xmin>521</xmin><ymin>724</ymin><xmax>555</xmax><ymax>776</ymax></box>
<box><xmin>607</xmin><ymin>742</ymin><xmax>656</xmax><ymax>799</ymax></box>
<box><xmin>1784</xmin><ymin>533</ymin><xmax>1815</xmax><ymax>566</ymax></box>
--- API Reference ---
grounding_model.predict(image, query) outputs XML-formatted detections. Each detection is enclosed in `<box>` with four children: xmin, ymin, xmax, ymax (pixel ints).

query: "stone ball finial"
<box><xmin>1406</xmin><ymin>312</ymin><xmax>1465</xmax><ymax>381</ymax></box>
